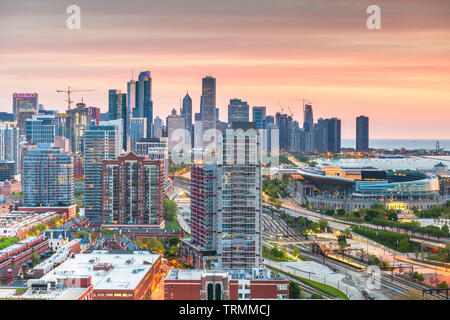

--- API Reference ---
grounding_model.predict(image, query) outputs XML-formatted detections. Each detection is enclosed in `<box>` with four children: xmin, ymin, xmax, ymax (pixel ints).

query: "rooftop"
<box><xmin>40</xmin><ymin>250</ymin><xmax>160</xmax><ymax>291</ymax></box>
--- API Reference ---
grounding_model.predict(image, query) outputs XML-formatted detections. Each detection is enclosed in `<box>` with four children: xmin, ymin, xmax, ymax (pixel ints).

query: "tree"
<box><xmin>292</xmin><ymin>246</ymin><xmax>299</xmax><ymax>258</ymax></box>
<box><xmin>399</xmin><ymin>238</ymin><xmax>410</xmax><ymax>252</ymax></box>
<box><xmin>438</xmin><ymin>281</ymin><xmax>448</xmax><ymax>289</ymax></box>
<box><xmin>319</xmin><ymin>219</ymin><xmax>328</xmax><ymax>232</ymax></box>
<box><xmin>442</xmin><ymin>224</ymin><xmax>449</xmax><ymax>237</ymax></box>
<box><xmin>413</xmin><ymin>272</ymin><xmax>425</xmax><ymax>283</ymax></box>
<box><xmin>289</xmin><ymin>281</ymin><xmax>302</xmax><ymax>299</ymax></box>
<box><xmin>310</xmin><ymin>222</ymin><xmax>320</xmax><ymax>233</ymax></box>
<box><xmin>168</xmin><ymin>236</ymin><xmax>180</xmax><ymax>248</ymax></box>
<box><xmin>31</xmin><ymin>252</ymin><xmax>41</xmax><ymax>265</ymax></box>
<box><xmin>387</xmin><ymin>211</ymin><xmax>398</xmax><ymax>221</ymax></box>
<box><xmin>164</xmin><ymin>198</ymin><xmax>178</xmax><ymax>221</ymax></box>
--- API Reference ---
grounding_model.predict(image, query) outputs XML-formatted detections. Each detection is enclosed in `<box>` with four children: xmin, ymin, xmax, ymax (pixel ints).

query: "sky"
<box><xmin>0</xmin><ymin>0</ymin><xmax>449</xmax><ymax>139</ymax></box>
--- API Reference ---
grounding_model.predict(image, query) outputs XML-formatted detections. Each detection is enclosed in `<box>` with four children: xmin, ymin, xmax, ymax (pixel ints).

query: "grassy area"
<box><xmin>0</xmin><ymin>237</ymin><xmax>20</xmax><ymax>250</ymax></box>
<box><xmin>15</xmin><ymin>288</ymin><xmax>27</xmax><ymax>295</ymax></box>
<box><xmin>262</xmin><ymin>245</ymin><xmax>294</xmax><ymax>262</ymax></box>
<box><xmin>165</xmin><ymin>218</ymin><xmax>180</xmax><ymax>230</ymax></box>
<box><xmin>266</xmin><ymin>266</ymin><xmax>349</xmax><ymax>300</ymax></box>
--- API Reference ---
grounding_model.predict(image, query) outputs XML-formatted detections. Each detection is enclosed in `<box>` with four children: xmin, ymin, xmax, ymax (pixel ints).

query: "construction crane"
<box><xmin>56</xmin><ymin>87</ymin><xmax>97</xmax><ymax>110</ymax></box>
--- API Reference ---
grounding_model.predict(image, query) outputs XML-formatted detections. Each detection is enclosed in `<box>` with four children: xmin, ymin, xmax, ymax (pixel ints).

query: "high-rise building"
<box><xmin>135</xmin><ymin>137</ymin><xmax>169</xmax><ymax>185</ymax></box>
<box><xmin>0</xmin><ymin>122</ymin><xmax>21</xmax><ymax>175</ymax></box>
<box><xmin>217</xmin><ymin>122</ymin><xmax>262</xmax><ymax>270</ymax></box>
<box><xmin>25</xmin><ymin>114</ymin><xmax>56</xmax><ymax>144</ymax></box>
<box><xmin>84</xmin><ymin>121</ymin><xmax>122</xmax><ymax>223</ymax></box>
<box><xmin>101</xmin><ymin>152</ymin><xmax>164</xmax><ymax>227</ymax></box>
<box><xmin>200</xmin><ymin>76</ymin><xmax>216</xmax><ymax>142</ymax></box>
<box><xmin>13</xmin><ymin>93</ymin><xmax>38</xmax><ymax>121</ymax></box>
<box><xmin>303</xmin><ymin>104</ymin><xmax>314</xmax><ymax>131</ymax></box>
<box><xmin>17</xmin><ymin>106</ymin><xmax>37</xmax><ymax>136</ymax></box>
<box><xmin>356</xmin><ymin>115</ymin><xmax>369</xmax><ymax>152</ymax></box>
<box><xmin>181</xmin><ymin>92</ymin><xmax>193</xmax><ymax>133</ymax></box>
<box><xmin>129</xmin><ymin>118</ymin><xmax>147</xmax><ymax>152</ymax></box>
<box><xmin>136</xmin><ymin>71</ymin><xmax>153</xmax><ymax>138</ymax></box>
<box><xmin>67</xmin><ymin>102</ymin><xmax>90</xmax><ymax>154</ymax></box>
<box><xmin>152</xmin><ymin>116</ymin><xmax>164</xmax><ymax>139</ymax></box>
<box><xmin>252</xmin><ymin>106</ymin><xmax>266</xmax><ymax>130</ymax></box>
<box><xmin>316</xmin><ymin>118</ymin><xmax>329</xmax><ymax>153</ymax></box>
<box><xmin>191</xmin><ymin>163</ymin><xmax>218</xmax><ymax>249</ymax></box>
<box><xmin>87</xmin><ymin>106</ymin><xmax>101</xmax><ymax>126</ymax></box>
<box><xmin>193</xmin><ymin>113</ymin><xmax>203</xmax><ymax>149</ymax></box>
<box><xmin>0</xmin><ymin>113</ymin><xmax>14</xmax><ymax>122</ymax></box>
<box><xmin>275</xmin><ymin>113</ymin><xmax>293</xmax><ymax>151</ymax></box>
<box><xmin>0</xmin><ymin>161</ymin><xmax>15</xmax><ymax>182</ymax></box>
<box><xmin>22</xmin><ymin>143</ymin><xmax>73</xmax><ymax>207</ymax></box>
<box><xmin>328</xmin><ymin>118</ymin><xmax>341</xmax><ymax>153</ymax></box>
<box><xmin>167</xmin><ymin>110</ymin><xmax>186</xmax><ymax>152</ymax></box>
<box><xmin>108</xmin><ymin>89</ymin><xmax>128</xmax><ymax>150</ymax></box>
<box><xmin>227</xmin><ymin>99</ymin><xmax>249</xmax><ymax>124</ymax></box>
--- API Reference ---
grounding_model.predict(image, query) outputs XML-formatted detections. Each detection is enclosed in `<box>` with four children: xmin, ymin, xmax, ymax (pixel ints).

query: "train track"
<box><xmin>264</xmin><ymin>264</ymin><xmax>335</xmax><ymax>300</ymax></box>
<box><xmin>298</xmin><ymin>247</ymin><xmax>446</xmax><ymax>300</ymax></box>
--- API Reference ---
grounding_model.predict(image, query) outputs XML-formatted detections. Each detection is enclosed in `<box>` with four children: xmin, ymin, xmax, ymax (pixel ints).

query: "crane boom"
<box><xmin>56</xmin><ymin>86</ymin><xmax>97</xmax><ymax>110</ymax></box>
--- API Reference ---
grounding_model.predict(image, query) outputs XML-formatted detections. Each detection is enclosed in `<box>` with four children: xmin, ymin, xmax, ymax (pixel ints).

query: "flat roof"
<box><xmin>40</xmin><ymin>250</ymin><xmax>160</xmax><ymax>291</ymax></box>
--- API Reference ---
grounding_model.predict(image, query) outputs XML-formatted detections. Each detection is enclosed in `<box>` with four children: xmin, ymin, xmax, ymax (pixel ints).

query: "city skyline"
<box><xmin>0</xmin><ymin>0</ymin><xmax>449</xmax><ymax>139</ymax></box>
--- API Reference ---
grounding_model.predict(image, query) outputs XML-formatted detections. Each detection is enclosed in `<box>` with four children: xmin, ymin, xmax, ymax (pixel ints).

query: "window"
<box><xmin>277</xmin><ymin>284</ymin><xmax>288</xmax><ymax>291</ymax></box>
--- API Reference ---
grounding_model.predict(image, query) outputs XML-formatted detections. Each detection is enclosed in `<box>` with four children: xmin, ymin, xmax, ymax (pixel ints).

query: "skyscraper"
<box><xmin>252</xmin><ymin>106</ymin><xmax>266</xmax><ymax>130</ymax></box>
<box><xmin>0</xmin><ymin>122</ymin><xmax>21</xmax><ymax>174</ymax></box>
<box><xmin>13</xmin><ymin>93</ymin><xmax>38</xmax><ymax>121</ymax></box>
<box><xmin>356</xmin><ymin>115</ymin><xmax>369</xmax><ymax>152</ymax></box>
<box><xmin>137</xmin><ymin>71</ymin><xmax>153</xmax><ymax>138</ymax></box>
<box><xmin>84</xmin><ymin>120</ymin><xmax>122</xmax><ymax>223</ymax></box>
<box><xmin>166</xmin><ymin>110</ymin><xmax>186</xmax><ymax>152</ymax></box>
<box><xmin>25</xmin><ymin>114</ymin><xmax>56</xmax><ymax>144</ymax></box>
<box><xmin>217</xmin><ymin>122</ymin><xmax>262</xmax><ymax>270</ymax></box>
<box><xmin>275</xmin><ymin>113</ymin><xmax>293</xmax><ymax>151</ymax></box>
<box><xmin>200</xmin><ymin>76</ymin><xmax>216</xmax><ymax>142</ymax></box>
<box><xmin>135</xmin><ymin>137</ymin><xmax>169</xmax><ymax>185</ymax></box>
<box><xmin>181</xmin><ymin>92</ymin><xmax>193</xmax><ymax>133</ymax></box>
<box><xmin>101</xmin><ymin>152</ymin><xmax>164</xmax><ymax>227</ymax></box>
<box><xmin>328</xmin><ymin>118</ymin><xmax>341</xmax><ymax>153</ymax></box>
<box><xmin>22</xmin><ymin>143</ymin><xmax>74</xmax><ymax>207</ymax></box>
<box><xmin>303</xmin><ymin>104</ymin><xmax>314</xmax><ymax>131</ymax></box>
<box><xmin>227</xmin><ymin>98</ymin><xmax>249</xmax><ymax>124</ymax></box>
<box><xmin>108</xmin><ymin>89</ymin><xmax>128</xmax><ymax>150</ymax></box>
<box><xmin>67</xmin><ymin>102</ymin><xmax>90</xmax><ymax>154</ymax></box>
<box><xmin>129</xmin><ymin>118</ymin><xmax>147</xmax><ymax>152</ymax></box>
<box><xmin>316</xmin><ymin>118</ymin><xmax>329</xmax><ymax>153</ymax></box>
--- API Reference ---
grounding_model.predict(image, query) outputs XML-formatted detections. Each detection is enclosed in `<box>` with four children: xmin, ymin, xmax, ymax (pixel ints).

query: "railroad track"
<box><xmin>299</xmin><ymin>247</ymin><xmax>446</xmax><ymax>300</ymax></box>
<box><xmin>264</xmin><ymin>264</ymin><xmax>335</xmax><ymax>300</ymax></box>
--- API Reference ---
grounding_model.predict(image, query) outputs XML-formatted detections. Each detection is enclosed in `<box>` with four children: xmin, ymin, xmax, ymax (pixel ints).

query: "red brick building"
<box><xmin>0</xmin><ymin>180</ymin><xmax>21</xmax><ymax>198</ymax></box>
<box><xmin>18</xmin><ymin>205</ymin><xmax>77</xmax><ymax>222</ymax></box>
<box><xmin>164</xmin><ymin>268</ymin><xmax>289</xmax><ymax>300</ymax></box>
<box><xmin>101</xmin><ymin>152</ymin><xmax>164</xmax><ymax>227</ymax></box>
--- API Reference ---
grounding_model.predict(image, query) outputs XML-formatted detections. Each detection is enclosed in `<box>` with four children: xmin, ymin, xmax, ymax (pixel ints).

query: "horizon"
<box><xmin>1</xmin><ymin>0</ymin><xmax>449</xmax><ymax>139</ymax></box>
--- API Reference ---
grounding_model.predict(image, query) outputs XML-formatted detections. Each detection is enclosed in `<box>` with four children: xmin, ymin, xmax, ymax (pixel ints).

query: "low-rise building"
<box><xmin>164</xmin><ymin>268</ymin><xmax>289</xmax><ymax>300</ymax></box>
<box><xmin>36</xmin><ymin>250</ymin><xmax>161</xmax><ymax>300</ymax></box>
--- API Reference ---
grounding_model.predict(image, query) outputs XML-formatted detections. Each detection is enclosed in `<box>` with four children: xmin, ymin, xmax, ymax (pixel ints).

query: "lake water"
<box><xmin>341</xmin><ymin>139</ymin><xmax>450</xmax><ymax>151</ymax></box>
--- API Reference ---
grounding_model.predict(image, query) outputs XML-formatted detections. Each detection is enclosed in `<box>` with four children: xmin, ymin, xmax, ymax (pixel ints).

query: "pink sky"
<box><xmin>0</xmin><ymin>0</ymin><xmax>449</xmax><ymax>139</ymax></box>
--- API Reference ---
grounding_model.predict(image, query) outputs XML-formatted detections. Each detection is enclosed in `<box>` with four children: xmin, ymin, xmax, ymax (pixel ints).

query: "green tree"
<box><xmin>31</xmin><ymin>252</ymin><xmax>41</xmax><ymax>265</ymax></box>
<box><xmin>164</xmin><ymin>198</ymin><xmax>178</xmax><ymax>221</ymax></box>
<box><xmin>442</xmin><ymin>224</ymin><xmax>449</xmax><ymax>237</ymax></box>
<box><xmin>438</xmin><ymin>281</ymin><xmax>448</xmax><ymax>289</ymax></box>
<box><xmin>319</xmin><ymin>218</ymin><xmax>328</xmax><ymax>232</ymax></box>
<box><xmin>399</xmin><ymin>238</ymin><xmax>410</xmax><ymax>252</ymax></box>
<box><xmin>289</xmin><ymin>281</ymin><xmax>302</xmax><ymax>299</ymax></box>
<box><xmin>168</xmin><ymin>236</ymin><xmax>180</xmax><ymax>248</ymax></box>
<box><xmin>310</xmin><ymin>222</ymin><xmax>320</xmax><ymax>233</ymax></box>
